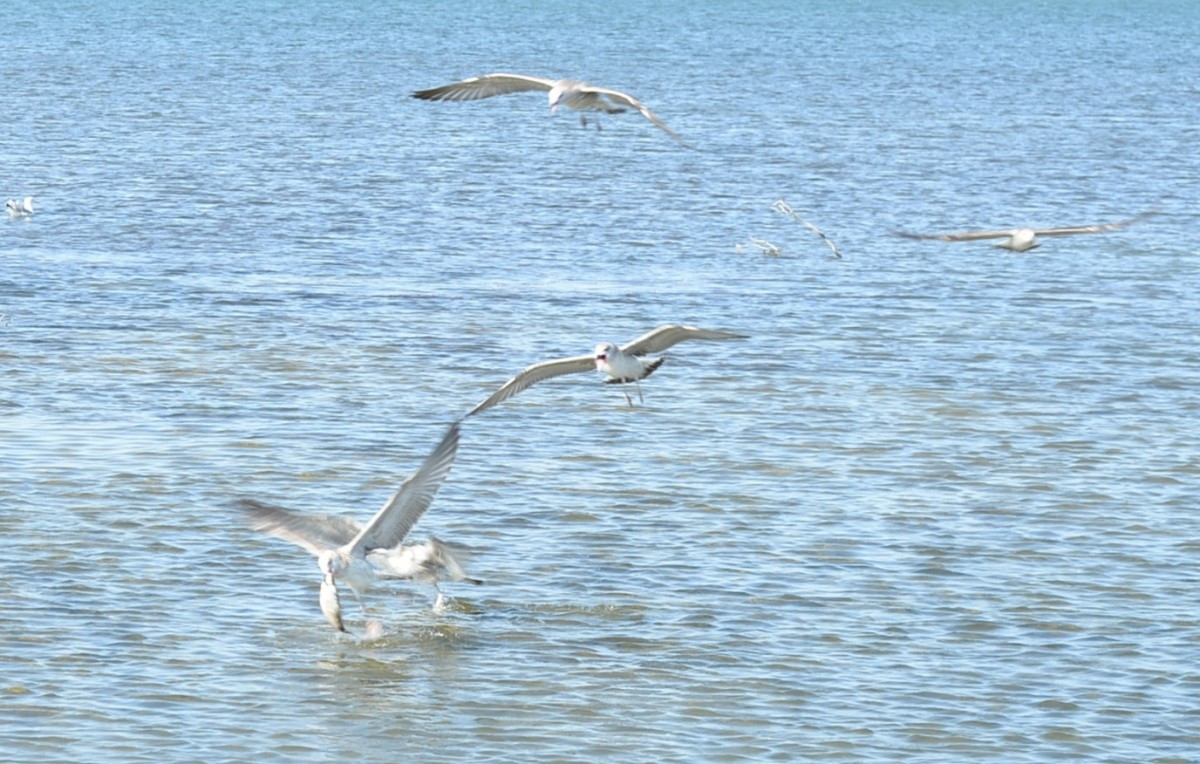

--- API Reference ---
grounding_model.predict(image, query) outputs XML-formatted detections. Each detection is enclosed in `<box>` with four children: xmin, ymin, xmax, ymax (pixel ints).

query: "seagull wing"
<box><xmin>239</xmin><ymin>498</ymin><xmax>364</xmax><ymax>556</ymax></box>
<box><xmin>620</xmin><ymin>324</ymin><xmax>748</xmax><ymax>357</ymax></box>
<box><xmin>466</xmin><ymin>353</ymin><xmax>597</xmax><ymax>416</ymax></box>
<box><xmin>426</xmin><ymin>537</ymin><xmax>482</xmax><ymax>583</ymax></box>
<box><xmin>411</xmin><ymin>73</ymin><xmax>557</xmax><ymax>102</ymax></box>
<box><xmin>587</xmin><ymin>85</ymin><xmax>688</xmax><ymax>145</ymax></box>
<box><xmin>345</xmin><ymin>422</ymin><xmax>461</xmax><ymax>555</ymax></box>
<box><xmin>799</xmin><ymin>220</ymin><xmax>843</xmax><ymax>259</ymax></box>
<box><xmin>1033</xmin><ymin>214</ymin><xmax>1155</xmax><ymax>237</ymax></box>
<box><xmin>895</xmin><ymin>229</ymin><xmax>1020</xmax><ymax>243</ymax></box>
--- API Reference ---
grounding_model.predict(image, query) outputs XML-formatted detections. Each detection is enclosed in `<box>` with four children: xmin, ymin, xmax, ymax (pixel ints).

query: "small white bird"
<box><xmin>6</xmin><ymin>197</ymin><xmax>33</xmax><ymax>218</ymax></box>
<box><xmin>467</xmin><ymin>324</ymin><xmax>747</xmax><ymax>416</ymax></box>
<box><xmin>895</xmin><ymin>213</ymin><xmax>1154</xmax><ymax>252</ymax></box>
<box><xmin>412</xmin><ymin>73</ymin><xmax>688</xmax><ymax>145</ymax></box>
<box><xmin>240</xmin><ymin>422</ymin><xmax>462</xmax><ymax>632</ymax></box>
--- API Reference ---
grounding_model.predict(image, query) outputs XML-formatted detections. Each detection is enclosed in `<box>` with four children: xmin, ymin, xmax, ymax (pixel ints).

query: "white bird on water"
<box><xmin>6</xmin><ymin>197</ymin><xmax>33</xmax><ymax>218</ymax></box>
<box><xmin>895</xmin><ymin>213</ymin><xmax>1155</xmax><ymax>252</ymax></box>
<box><xmin>239</xmin><ymin>422</ymin><xmax>466</xmax><ymax>632</ymax></box>
<box><xmin>411</xmin><ymin>73</ymin><xmax>689</xmax><ymax>145</ymax></box>
<box><xmin>467</xmin><ymin>324</ymin><xmax>747</xmax><ymax>416</ymax></box>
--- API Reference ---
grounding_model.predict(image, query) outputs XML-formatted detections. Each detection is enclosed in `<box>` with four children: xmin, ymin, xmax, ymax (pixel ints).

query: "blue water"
<box><xmin>3</xmin><ymin>1</ymin><xmax>1198</xmax><ymax>761</ymax></box>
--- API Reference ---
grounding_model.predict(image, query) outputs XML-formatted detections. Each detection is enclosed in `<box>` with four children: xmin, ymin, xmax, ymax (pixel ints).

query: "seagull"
<box><xmin>239</xmin><ymin>421</ymin><xmax>461</xmax><ymax>632</ymax></box>
<box><xmin>368</xmin><ymin>537</ymin><xmax>482</xmax><ymax>612</ymax></box>
<box><xmin>771</xmin><ymin>200</ymin><xmax>843</xmax><ymax>259</ymax></box>
<box><xmin>412</xmin><ymin>73</ymin><xmax>688</xmax><ymax>145</ymax></box>
<box><xmin>747</xmin><ymin>237</ymin><xmax>783</xmax><ymax>256</ymax></box>
<box><xmin>466</xmin><ymin>324</ymin><xmax>747</xmax><ymax>416</ymax></box>
<box><xmin>6</xmin><ymin>197</ymin><xmax>33</xmax><ymax>218</ymax></box>
<box><xmin>895</xmin><ymin>213</ymin><xmax>1155</xmax><ymax>252</ymax></box>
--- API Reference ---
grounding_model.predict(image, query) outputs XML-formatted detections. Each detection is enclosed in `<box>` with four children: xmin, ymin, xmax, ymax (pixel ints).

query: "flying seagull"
<box><xmin>5</xmin><ymin>197</ymin><xmax>33</xmax><ymax>218</ymax></box>
<box><xmin>467</xmin><ymin>324</ymin><xmax>747</xmax><ymax>416</ymax></box>
<box><xmin>771</xmin><ymin>199</ymin><xmax>842</xmax><ymax>259</ymax></box>
<box><xmin>746</xmin><ymin>237</ymin><xmax>783</xmax><ymax>256</ymax></box>
<box><xmin>412</xmin><ymin>73</ymin><xmax>688</xmax><ymax>145</ymax></box>
<box><xmin>239</xmin><ymin>421</ymin><xmax>462</xmax><ymax>632</ymax></box>
<box><xmin>895</xmin><ymin>213</ymin><xmax>1155</xmax><ymax>252</ymax></box>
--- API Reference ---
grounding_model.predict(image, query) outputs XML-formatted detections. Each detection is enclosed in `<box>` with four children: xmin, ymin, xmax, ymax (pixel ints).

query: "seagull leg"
<box><xmin>622</xmin><ymin>386</ymin><xmax>634</xmax><ymax>407</ymax></box>
<box><xmin>432</xmin><ymin>585</ymin><xmax>446</xmax><ymax>613</ymax></box>
<box><xmin>635</xmin><ymin>378</ymin><xmax>645</xmax><ymax>404</ymax></box>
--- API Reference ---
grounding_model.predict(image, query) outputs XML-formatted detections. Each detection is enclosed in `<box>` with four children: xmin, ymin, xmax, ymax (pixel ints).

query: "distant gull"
<box><xmin>240</xmin><ymin>422</ymin><xmax>462</xmax><ymax>632</ymax></box>
<box><xmin>5</xmin><ymin>197</ymin><xmax>33</xmax><ymax>218</ymax></box>
<box><xmin>467</xmin><ymin>324</ymin><xmax>747</xmax><ymax>415</ymax></box>
<box><xmin>895</xmin><ymin>213</ymin><xmax>1155</xmax><ymax>252</ymax></box>
<box><xmin>771</xmin><ymin>200</ymin><xmax>843</xmax><ymax>259</ymax></box>
<box><xmin>746</xmin><ymin>237</ymin><xmax>783</xmax><ymax>256</ymax></box>
<box><xmin>412</xmin><ymin>73</ymin><xmax>688</xmax><ymax>145</ymax></box>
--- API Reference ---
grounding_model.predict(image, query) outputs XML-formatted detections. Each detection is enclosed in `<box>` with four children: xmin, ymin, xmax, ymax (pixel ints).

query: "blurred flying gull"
<box><xmin>771</xmin><ymin>199</ymin><xmax>842</xmax><ymax>259</ymax></box>
<box><xmin>412</xmin><ymin>73</ymin><xmax>688</xmax><ymax>145</ymax></box>
<box><xmin>6</xmin><ymin>197</ymin><xmax>33</xmax><ymax>218</ymax></box>
<box><xmin>895</xmin><ymin>213</ymin><xmax>1155</xmax><ymax>252</ymax></box>
<box><xmin>746</xmin><ymin>237</ymin><xmax>783</xmax><ymax>256</ymax></box>
<box><xmin>467</xmin><ymin>324</ymin><xmax>747</xmax><ymax>415</ymax></box>
<box><xmin>239</xmin><ymin>422</ymin><xmax>464</xmax><ymax>632</ymax></box>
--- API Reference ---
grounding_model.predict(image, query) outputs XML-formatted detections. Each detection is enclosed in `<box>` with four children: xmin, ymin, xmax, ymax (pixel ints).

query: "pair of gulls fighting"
<box><xmin>6</xmin><ymin>197</ymin><xmax>33</xmax><ymax>218</ymax></box>
<box><xmin>241</xmin><ymin>325</ymin><xmax>746</xmax><ymax>634</ymax></box>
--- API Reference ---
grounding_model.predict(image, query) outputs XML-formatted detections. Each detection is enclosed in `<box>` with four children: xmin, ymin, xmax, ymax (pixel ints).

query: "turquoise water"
<box><xmin>2</xmin><ymin>1</ymin><xmax>1198</xmax><ymax>761</ymax></box>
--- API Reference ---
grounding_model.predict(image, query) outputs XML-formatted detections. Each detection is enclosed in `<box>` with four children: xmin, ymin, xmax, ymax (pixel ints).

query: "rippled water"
<box><xmin>3</xmin><ymin>1</ymin><xmax>1198</xmax><ymax>761</ymax></box>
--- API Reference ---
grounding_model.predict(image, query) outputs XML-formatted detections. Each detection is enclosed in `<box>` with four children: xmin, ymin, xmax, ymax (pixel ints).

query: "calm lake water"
<box><xmin>2</xmin><ymin>1</ymin><xmax>1198</xmax><ymax>761</ymax></box>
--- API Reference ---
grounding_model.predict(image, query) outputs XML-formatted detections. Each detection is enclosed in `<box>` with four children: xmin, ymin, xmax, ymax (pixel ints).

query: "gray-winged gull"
<box><xmin>467</xmin><ymin>324</ymin><xmax>747</xmax><ymax>415</ymax></box>
<box><xmin>5</xmin><ymin>197</ymin><xmax>33</xmax><ymax>218</ymax></box>
<box><xmin>412</xmin><ymin>73</ymin><xmax>688</xmax><ymax>145</ymax></box>
<box><xmin>895</xmin><ymin>213</ymin><xmax>1155</xmax><ymax>252</ymax></box>
<box><xmin>239</xmin><ymin>422</ymin><xmax>463</xmax><ymax>632</ymax></box>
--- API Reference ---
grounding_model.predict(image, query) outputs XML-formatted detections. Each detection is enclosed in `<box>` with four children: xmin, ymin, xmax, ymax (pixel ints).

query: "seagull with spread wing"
<box><xmin>239</xmin><ymin>422</ymin><xmax>464</xmax><ymax>632</ymax></box>
<box><xmin>412</xmin><ymin>73</ymin><xmax>688</xmax><ymax>145</ymax></box>
<box><xmin>466</xmin><ymin>324</ymin><xmax>747</xmax><ymax>416</ymax></box>
<box><xmin>895</xmin><ymin>213</ymin><xmax>1155</xmax><ymax>252</ymax></box>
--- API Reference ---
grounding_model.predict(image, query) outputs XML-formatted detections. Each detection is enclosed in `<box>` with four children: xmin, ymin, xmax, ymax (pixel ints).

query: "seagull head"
<box><xmin>593</xmin><ymin>342</ymin><xmax>617</xmax><ymax>370</ymax></box>
<box><xmin>318</xmin><ymin>550</ymin><xmax>342</xmax><ymax>579</ymax></box>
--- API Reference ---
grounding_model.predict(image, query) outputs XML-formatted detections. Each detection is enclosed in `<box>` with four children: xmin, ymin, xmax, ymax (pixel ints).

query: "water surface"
<box><xmin>2</xmin><ymin>1</ymin><xmax>1198</xmax><ymax>761</ymax></box>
